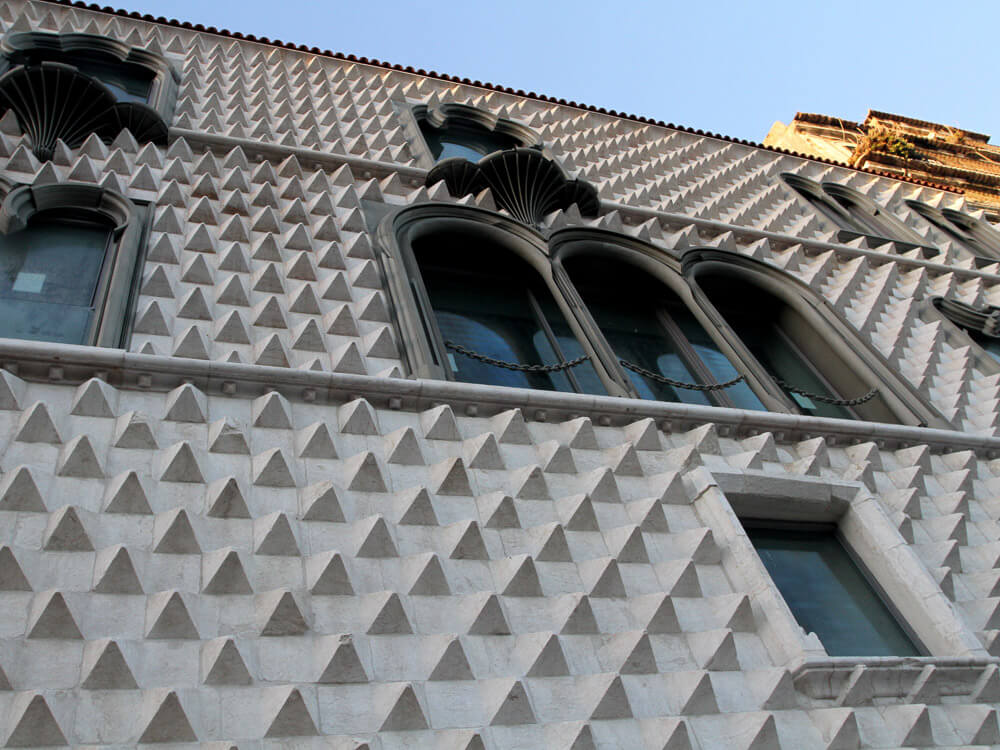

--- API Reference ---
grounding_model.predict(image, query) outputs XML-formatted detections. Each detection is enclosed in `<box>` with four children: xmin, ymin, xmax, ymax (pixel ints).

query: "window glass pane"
<box><xmin>414</xmin><ymin>230</ymin><xmax>602</xmax><ymax>395</ymax></box>
<box><xmin>0</xmin><ymin>222</ymin><xmax>110</xmax><ymax>344</ymax></box>
<box><xmin>668</xmin><ymin>302</ymin><xmax>765</xmax><ymax>411</ymax></box>
<box><xmin>74</xmin><ymin>58</ymin><xmax>153</xmax><ymax>103</ymax></box>
<box><xmin>748</xmin><ymin>527</ymin><xmax>920</xmax><ymax>657</ymax></box>
<box><xmin>700</xmin><ymin>275</ymin><xmax>855</xmax><ymax>420</ymax></box>
<box><xmin>420</xmin><ymin>121</ymin><xmax>520</xmax><ymax>162</ymax></box>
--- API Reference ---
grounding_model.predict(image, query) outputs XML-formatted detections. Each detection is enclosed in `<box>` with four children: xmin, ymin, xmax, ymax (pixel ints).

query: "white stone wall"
<box><xmin>0</xmin><ymin>1</ymin><xmax>999</xmax><ymax>747</ymax></box>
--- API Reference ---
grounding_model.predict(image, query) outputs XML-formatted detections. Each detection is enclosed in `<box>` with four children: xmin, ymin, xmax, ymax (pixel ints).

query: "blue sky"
<box><xmin>120</xmin><ymin>0</ymin><xmax>993</xmax><ymax>143</ymax></box>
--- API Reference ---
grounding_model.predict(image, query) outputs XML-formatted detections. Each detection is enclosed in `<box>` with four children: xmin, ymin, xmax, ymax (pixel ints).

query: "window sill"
<box><xmin>793</xmin><ymin>656</ymin><xmax>999</xmax><ymax>703</ymax></box>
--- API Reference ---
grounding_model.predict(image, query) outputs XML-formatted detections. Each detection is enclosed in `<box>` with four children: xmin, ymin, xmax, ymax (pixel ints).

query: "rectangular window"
<box><xmin>746</xmin><ymin>523</ymin><xmax>921</xmax><ymax>657</ymax></box>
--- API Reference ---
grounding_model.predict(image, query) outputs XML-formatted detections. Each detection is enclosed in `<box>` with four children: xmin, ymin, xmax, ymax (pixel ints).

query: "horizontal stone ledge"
<box><xmin>793</xmin><ymin>655</ymin><xmax>1000</xmax><ymax>701</ymax></box>
<box><xmin>2</xmin><ymin>337</ymin><xmax>999</xmax><ymax>456</ymax></box>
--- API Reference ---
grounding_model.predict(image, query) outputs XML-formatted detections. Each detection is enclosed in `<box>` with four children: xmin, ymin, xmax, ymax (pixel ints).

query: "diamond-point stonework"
<box><xmin>0</xmin><ymin>0</ymin><xmax>998</xmax><ymax>747</ymax></box>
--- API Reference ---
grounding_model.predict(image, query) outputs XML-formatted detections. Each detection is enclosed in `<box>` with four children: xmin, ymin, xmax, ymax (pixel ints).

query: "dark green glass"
<box><xmin>748</xmin><ymin>527</ymin><xmax>920</xmax><ymax>657</ymax></box>
<box><xmin>420</xmin><ymin>121</ymin><xmax>519</xmax><ymax>162</ymax></box>
<box><xmin>0</xmin><ymin>222</ymin><xmax>110</xmax><ymax>345</ymax></box>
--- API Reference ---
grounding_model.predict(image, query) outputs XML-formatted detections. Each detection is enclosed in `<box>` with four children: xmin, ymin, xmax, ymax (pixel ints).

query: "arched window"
<box><xmin>684</xmin><ymin>250</ymin><xmax>944</xmax><ymax>427</ymax></box>
<box><xmin>377</xmin><ymin>204</ymin><xmax>605</xmax><ymax>394</ymax></box>
<box><xmin>412</xmin><ymin>103</ymin><xmax>536</xmax><ymax>165</ymax></box>
<box><xmin>782</xmin><ymin>175</ymin><xmax>925</xmax><ymax>246</ymax></box>
<box><xmin>551</xmin><ymin>235</ymin><xmax>763</xmax><ymax>410</ymax></box>
<box><xmin>940</xmin><ymin>208</ymin><xmax>1000</xmax><ymax>256</ymax></box>
<box><xmin>932</xmin><ymin>297</ymin><xmax>1000</xmax><ymax>365</ymax></box>
<box><xmin>905</xmin><ymin>200</ymin><xmax>991</xmax><ymax>256</ymax></box>
<box><xmin>0</xmin><ymin>182</ymin><xmax>145</xmax><ymax>347</ymax></box>
<box><xmin>0</xmin><ymin>31</ymin><xmax>176</xmax><ymax>160</ymax></box>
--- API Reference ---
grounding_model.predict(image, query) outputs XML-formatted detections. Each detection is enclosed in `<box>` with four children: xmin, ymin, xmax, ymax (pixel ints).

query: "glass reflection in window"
<box><xmin>0</xmin><ymin>213</ymin><xmax>113</xmax><ymax>344</ymax></box>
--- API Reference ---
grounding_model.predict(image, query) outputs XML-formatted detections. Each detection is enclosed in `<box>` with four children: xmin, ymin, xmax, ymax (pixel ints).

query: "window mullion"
<box><xmin>526</xmin><ymin>287</ymin><xmax>582</xmax><ymax>393</ymax></box>
<box><xmin>655</xmin><ymin>308</ymin><xmax>733</xmax><ymax>407</ymax></box>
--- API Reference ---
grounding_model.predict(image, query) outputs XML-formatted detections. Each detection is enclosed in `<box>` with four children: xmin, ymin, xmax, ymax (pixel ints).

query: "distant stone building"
<box><xmin>1</xmin><ymin>1</ymin><xmax>1000</xmax><ymax>748</ymax></box>
<box><xmin>766</xmin><ymin>110</ymin><xmax>1000</xmax><ymax>222</ymax></box>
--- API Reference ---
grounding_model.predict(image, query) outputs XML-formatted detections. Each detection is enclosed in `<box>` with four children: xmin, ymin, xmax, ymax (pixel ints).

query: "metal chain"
<box><xmin>619</xmin><ymin>360</ymin><xmax>745</xmax><ymax>391</ymax></box>
<box><xmin>444</xmin><ymin>341</ymin><xmax>590</xmax><ymax>373</ymax></box>
<box><xmin>771</xmin><ymin>377</ymin><xmax>879</xmax><ymax>406</ymax></box>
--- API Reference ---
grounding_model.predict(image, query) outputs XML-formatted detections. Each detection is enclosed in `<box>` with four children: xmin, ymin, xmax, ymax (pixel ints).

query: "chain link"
<box><xmin>619</xmin><ymin>360</ymin><xmax>745</xmax><ymax>391</ymax></box>
<box><xmin>771</xmin><ymin>377</ymin><xmax>878</xmax><ymax>407</ymax></box>
<box><xmin>444</xmin><ymin>341</ymin><xmax>590</xmax><ymax>373</ymax></box>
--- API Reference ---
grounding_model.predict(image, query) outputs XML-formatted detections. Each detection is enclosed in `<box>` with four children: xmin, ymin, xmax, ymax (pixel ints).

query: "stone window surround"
<box><xmin>688</xmin><ymin>464</ymin><xmax>992</xmax><ymax>697</ymax></box>
<box><xmin>397</xmin><ymin>101</ymin><xmax>542</xmax><ymax>170</ymax></box>
<box><xmin>906</xmin><ymin>198</ymin><xmax>1000</xmax><ymax>260</ymax></box>
<box><xmin>782</xmin><ymin>173</ymin><xmax>929</xmax><ymax>250</ymax></box>
<box><xmin>0</xmin><ymin>179</ymin><xmax>148</xmax><ymax>349</ymax></box>
<box><xmin>376</xmin><ymin>201</ymin><xmax>948</xmax><ymax>428</ymax></box>
<box><xmin>1</xmin><ymin>29</ymin><xmax>180</xmax><ymax>122</ymax></box>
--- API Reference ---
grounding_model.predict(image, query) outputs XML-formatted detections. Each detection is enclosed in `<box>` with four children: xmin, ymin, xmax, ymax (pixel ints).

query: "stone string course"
<box><xmin>0</xmin><ymin>0</ymin><xmax>998</xmax><ymax>747</ymax></box>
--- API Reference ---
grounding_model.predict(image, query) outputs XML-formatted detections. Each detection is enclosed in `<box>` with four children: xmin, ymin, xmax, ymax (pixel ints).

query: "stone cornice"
<box><xmin>2</xmin><ymin>338</ymin><xmax>999</xmax><ymax>456</ymax></box>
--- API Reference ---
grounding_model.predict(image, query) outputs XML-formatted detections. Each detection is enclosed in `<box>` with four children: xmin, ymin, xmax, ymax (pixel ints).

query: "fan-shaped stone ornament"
<box><xmin>0</xmin><ymin>62</ymin><xmax>168</xmax><ymax>161</ymax></box>
<box><xmin>426</xmin><ymin>148</ymin><xmax>600</xmax><ymax>225</ymax></box>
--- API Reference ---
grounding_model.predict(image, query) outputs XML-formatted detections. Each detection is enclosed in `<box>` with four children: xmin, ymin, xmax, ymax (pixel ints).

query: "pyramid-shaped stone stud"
<box><xmin>138</xmin><ymin>689</ymin><xmax>198</xmax><ymax>743</ymax></box>
<box><xmin>92</xmin><ymin>546</ymin><xmax>143</xmax><ymax>594</ymax></box>
<box><xmin>491</xmin><ymin>409</ymin><xmax>532</xmax><ymax>444</ymax></box>
<box><xmin>208</xmin><ymin>418</ymin><xmax>250</xmax><ymax>454</ymax></box>
<box><xmin>296</xmin><ymin>422</ymin><xmax>338</xmax><ymax>459</ymax></box>
<box><xmin>252</xmin><ymin>447</ymin><xmax>298</xmax><ymax>487</ymax></box>
<box><xmin>421</xmin><ymin>404</ymin><xmax>461</xmax><ymax>440</ymax></box>
<box><xmin>43</xmin><ymin>506</ymin><xmax>93</xmax><ymax>551</ymax></box>
<box><xmin>14</xmin><ymin>402</ymin><xmax>62</xmax><ymax>443</ymax></box>
<box><xmin>425</xmin><ymin>635</ymin><xmax>474</xmax><ymax>680</ymax></box>
<box><xmin>343</xmin><ymin>451</ymin><xmax>388</xmax><ymax>492</ymax></box>
<box><xmin>0</xmin><ymin>370</ymin><xmax>26</xmax><ymax>411</ymax></box>
<box><xmin>27</xmin><ymin>590</ymin><xmax>83</xmax><ymax>639</ymax></box>
<box><xmin>0</xmin><ymin>546</ymin><xmax>31</xmax><ymax>591</ymax></box>
<box><xmin>557</xmin><ymin>494</ymin><xmax>599</xmax><ymax>531</ymax></box>
<box><xmin>306</xmin><ymin>551</ymin><xmax>354</xmax><ymax>595</ymax></box>
<box><xmin>688</xmin><ymin>629</ymin><xmax>740</xmax><ymax>671</ymax></box>
<box><xmin>484</xmin><ymin>679</ymin><xmax>536</xmax><ymax>726</ymax></box>
<box><xmin>556</xmin><ymin>594</ymin><xmax>600</xmax><ymax>634</ymax></box>
<box><xmin>145</xmin><ymin>590</ymin><xmax>200</xmax><ymax>639</ymax></box>
<box><xmin>264</xmin><ymin>687</ymin><xmax>320</xmax><ymax>737</ymax></box>
<box><xmin>201</xmin><ymin>637</ymin><xmax>253</xmax><ymax>685</ymax></box>
<box><xmin>112</xmin><ymin>411</ymin><xmax>158</xmax><ymax>449</ymax></box>
<box><xmin>431</xmin><ymin>456</ymin><xmax>473</xmax><ymax>496</ymax></box>
<box><xmin>206</xmin><ymin>477</ymin><xmax>251</xmax><ymax>519</ymax></box>
<box><xmin>518</xmin><ymin>633</ymin><xmax>570</xmax><ymax>677</ymax></box>
<box><xmin>393</xmin><ymin>486</ymin><xmax>438</xmax><ymax>526</ymax></box>
<box><xmin>316</xmin><ymin>633</ymin><xmax>368</xmax><ymax>683</ymax></box>
<box><xmin>384</xmin><ymin>426</ymin><xmax>423</xmax><ymax>465</ymax></box>
<box><xmin>497</xmin><ymin>555</ymin><xmax>543</xmax><ymax>597</ymax></box>
<box><xmin>202</xmin><ymin>548</ymin><xmax>253</xmax><ymax>595</ymax></box>
<box><xmin>444</xmin><ymin>519</ymin><xmax>488</xmax><ymax>560</ymax></box>
<box><xmin>364</xmin><ymin>591</ymin><xmax>413</xmax><ymax>634</ymax></box>
<box><xmin>80</xmin><ymin>639</ymin><xmax>138</xmax><ymax>689</ymax></box>
<box><xmin>163</xmin><ymin>383</ymin><xmax>208</xmax><ymax>422</ymax></box>
<box><xmin>406</xmin><ymin>552</ymin><xmax>450</xmax><ymax>595</ymax></box>
<box><xmin>0</xmin><ymin>466</ymin><xmax>46</xmax><ymax>512</ymax></box>
<box><xmin>339</xmin><ymin>397</ymin><xmax>379</xmax><ymax>435</ymax></box>
<box><xmin>512</xmin><ymin>465</ymin><xmax>549</xmax><ymax>500</ymax></box>
<box><xmin>257</xmin><ymin>589</ymin><xmax>309</xmax><ymax>636</ymax></box>
<box><xmin>252</xmin><ymin>391</ymin><xmax>294</xmax><ymax>429</ymax></box>
<box><xmin>254</xmin><ymin>512</ymin><xmax>301</xmax><ymax>556</ymax></box>
<box><xmin>158</xmin><ymin>441</ymin><xmax>204</xmax><ymax>483</ymax></box>
<box><xmin>479</xmin><ymin>491</ymin><xmax>520</xmax><ymax>529</ymax></box>
<box><xmin>153</xmin><ymin>508</ymin><xmax>201</xmax><ymax>554</ymax></box>
<box><xmin>103</xmin><ymin>471</ymin><xmax>153</xmax><ymax>515</ymax></box>
<box><xmin>56</xmin><ymin>435</ymin><xmax>104</xmax><ymax>478</ymax></box>
<box><xmin>70</xmin><ymin>377</ymin><xmax>117</xmax><ymax>417</ymax></box>
<box><xmin>300</xmin><ymin>480</ymin><xmax>345</xmax><ymax>522</ymax></box>
<box><xmin>4</xmin><ymin>692</ymin><xmax>68</xmax><ymax>747</ymax></box>
<box><xmin>353</xmin><ymin>515</ymin><xmax>397</xmax><ymax>558</ymax></box>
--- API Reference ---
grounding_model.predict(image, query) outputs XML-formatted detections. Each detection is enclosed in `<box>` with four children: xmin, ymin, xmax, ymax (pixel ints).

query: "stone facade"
<box><xmin>0</xmin><ymin>1</ymin><xmax>999</xmax><ymax>748</ymax></box>
<box><xmin>765</xmin><ymin>110</ymin><xmax>1000</xmax><ymax>222</ymax></box>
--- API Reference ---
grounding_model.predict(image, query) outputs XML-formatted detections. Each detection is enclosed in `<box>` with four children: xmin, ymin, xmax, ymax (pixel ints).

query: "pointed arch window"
<box><xmin>685</xmin><ymin>250</ymin><xmax>944</xmax><ymax>427</ymax></box>
<box><xmin>0</xmin><ymin>182</ymin><xmax>146</xmax><ymax>347</ymax></box>
<box><xmin>782</xmin><ymin>174</ymin><xmax>925</xmax><ymax>247</ymax></box>
<box><xmin>555</xmin><ymin>248</ymin><xmax>763</xmax><ymax>410</ymax></box>
<box><xmin>378</xmin><ymin>205</ymin><xmax>605</xmax><ymax>394</ymax></box>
